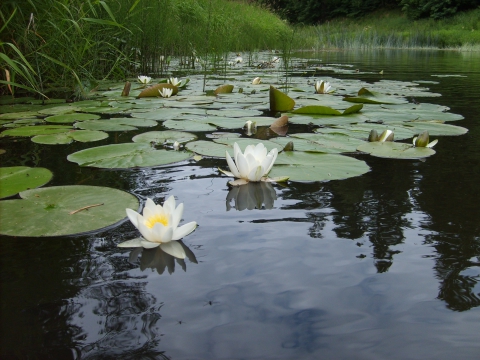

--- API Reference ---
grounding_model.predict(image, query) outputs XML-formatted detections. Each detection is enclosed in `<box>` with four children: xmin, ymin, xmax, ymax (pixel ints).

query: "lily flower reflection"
<box><xmin>368</xmin><ymin>129</ymin><xmax>394</xmax><ymax>142</ymax></box>
<box><xmin>159</xmin><ymin>87</ymin><xmax>173</xmax><ymax>98</ymax></box>
<box><xmin>315</xmin><ymin>80</ymin><xmax>333</xmax><ymax>94</ymax></box>
<box><xmin>168</xmin><ymin>77</ymin><xmax>181</xmax><ymax>86</ymax></box>
<box><xmin>128</xmin><ymin>240</ymin><xmax>198</xmax><ymax>275</ymax></box>
<box><xmin>220</xmin><ymin>142</ymin><xmax>288</xmax><ymax>186</ymax></box>
<box><xmin>138</xmin><ymin>75</ymin><xmax>152</xmax><ymax>85</ymax></box>
<box><xmin>413</xmin><ymin>131</ymin><xmax>438</xmax><ymax>148</ymax></box>
<box><xmin>226</xmin><ymin>181</ymin><xmax>276</xmax><ymax>211</ymax></box>
<box><xmin>118</xmin><ymin>196</ymin><xmax>197</xmax><ymax>256</ymax></box>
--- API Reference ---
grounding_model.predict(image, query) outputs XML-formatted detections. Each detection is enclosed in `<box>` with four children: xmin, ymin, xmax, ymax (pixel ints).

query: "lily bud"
<box><xmin>378</xmin><ymin>129</ymin><xmax>394</xmax><ymax>142</ymax></box>
<box><xmin>413</xmin><ymin>131</ymin><xmax>438</xmax><ymax>148</ymax></box>
<box><xmin>368</xmin><ymin>129</ymin><xmax>379</xmax><ymax>142</ymax></box>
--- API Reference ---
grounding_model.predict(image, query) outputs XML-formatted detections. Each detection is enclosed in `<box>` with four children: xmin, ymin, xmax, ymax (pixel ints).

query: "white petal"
<box><xmin>264</xmin><ymin>148</ymin><xmax>278</xmax><ymax>174</ymax></box>
<box><xmin>248</xmin><ymin>165</ymin><xmax>265</xmax><ymax>182</ymax></box>
<box><xmin>254</xmin><ymin>143</ymin><xmax>267</xmax><ymax>160</ymax></box>
<box><xmin>427</xmin><ymin>139</ymin><xmax>438</xmax><ymax>148</ymax></box>
<box><xmin>141</xmin><ymin>240</ymin><xmax>161</xmax><ymax>248</ymax></box>
<box><xmin>163</xmin><ymin>195</ymin><xmax>176</xmax><ymax>213</ymax></box>
<box><xmin>171</xmin><ymin>202</ymin><xmax>184</xmax><ymax>229</ymax></box>
<box><xmin>160</xmin><ymin>242</ymin><xmax>186</xmax><ymax>259</ymax></box>
<box><xmin>138</xmin><ymin>217</ymin><xmax>155</xmax><ymax>242</ymax></box>
<box><xmin>233</xmin><ymin>142</ymin><xmax>242</xmax><ymax>163</ymax></box>
<box><xmin>126</xmin><ymin>208</ymin><xmax>140</xmax><ymax>228</ymax></box>
<box><xmin>219</xmin><ymin>167</ymin><xmax>235</xmax><ymax>177</ymax></box>
<box><xmin>226</xmin><ymin>151</ymin><xmax>241</xmax><ymax>178</ymax></box>
<box><xmin>172</xmin><ymin>221</ymin><xmax>197</xmax><ymax>240</ymax></box>
<box><xmin>236</xmin><ymin>152</ymin><xmax>250</xmax><ymax>179</ymax></box>
<box><xmin>117</xmin><ymin>238</ymin><xmax>143</xmax><ymax>247</ymax></box>
<box><xmin>151</xmin><ymin>223</ymin><xmax>172</xmax><ymax>243</ymax></box>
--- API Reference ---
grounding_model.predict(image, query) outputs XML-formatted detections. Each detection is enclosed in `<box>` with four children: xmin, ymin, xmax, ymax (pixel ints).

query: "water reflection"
<box><xmin>128</xmin><ymin>240</ymin><xmax>198</xmax><ymax>275</ymax></box>
<box><xmin>226</xmin><ymin>182</ymin><xmax>277</xmax><ymax>211</ymax></box>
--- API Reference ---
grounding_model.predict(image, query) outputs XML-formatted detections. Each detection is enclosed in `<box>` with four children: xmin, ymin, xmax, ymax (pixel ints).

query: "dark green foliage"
<box><xmin>400</xmin><ymin>0</ymin><xmax>479</xmax><ymax>19</ymax></box>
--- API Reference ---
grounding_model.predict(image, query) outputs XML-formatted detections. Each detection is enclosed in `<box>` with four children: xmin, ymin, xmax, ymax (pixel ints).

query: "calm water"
<box><xmin>1</xmin><ymin>50</ymin><xmax>480</xmax><ymax>359</ymax></box>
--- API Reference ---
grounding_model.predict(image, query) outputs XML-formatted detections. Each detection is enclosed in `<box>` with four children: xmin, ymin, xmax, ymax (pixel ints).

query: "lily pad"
<box><xmin>269</xmin><ymin>152</ymin><xmax>370</xmax><ymax>182</ymax></box>
<box><xmin>132</xmin><ymin>131</ymin><xmax>197</xmax><ymax>144</ymax></box>
<box><xmin>163</xmin><ymin>120</ymin><xmax>217</xmax><ymax>132</ymax></box>
<box><xmin>270</xmin><ymin>86</ymin><xmax>295</xmax><ymax>112</ymax></box>
<box><xmin>0</xmin><ymin>125</ymin><xmax>72</xmax><ymax>137</ymax></box>
<box><xmin>45</xmin><ymin>113</ymin><xmax>101</xmax><ymax>123</ymax></box>
<box><xmin>357</xmin><ymin>141</ymin><xmax>436</xmax><ymax>159</ymax></box>
<box><xmin>137</xmin><ymin>84</ymin><xmax>178</xmax><ymax>98</ymax></box>
<box><xmin>343</xmin><ymin>87</ymin><xmax>407</xmax><ymax>105</ymax></box>
<box><xmin>67</xmin><ymin>143</ymin><xmax>192</xmax><ymax>168</ymax></box>
<box><xmin>402</xmin><ymin>121</ymin><xmax>468</xmax><ymax>136</ymax></box>
<box><xmin>74</xmin><ymin>120</ymin><xmax>137</xmax><ymax>131</ymax></box>
<box><xmin>0</xmin><ymin>185</ymin><xmax>139</xmax><ymax>237</ymax></box>
<box><xmin>185</xmin><ymin>140</ymin><xmax>232</xmax><ymax>158</ymax></box>
<box><xmin>31</xmin><ymin>130</ymin><xmax>108</xmax><ymax>144</ymax></box>
<box><xmin>0</xmin><ymin>166</ymin><xmax>53</xmax><ymax>199</ymax></box>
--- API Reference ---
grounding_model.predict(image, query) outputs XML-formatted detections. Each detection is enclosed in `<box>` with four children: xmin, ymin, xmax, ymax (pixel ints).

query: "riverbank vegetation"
<box><xmin>1</xmin><ymin>0</ymin><xmax>479</xmax><ymax>99</ymax></box>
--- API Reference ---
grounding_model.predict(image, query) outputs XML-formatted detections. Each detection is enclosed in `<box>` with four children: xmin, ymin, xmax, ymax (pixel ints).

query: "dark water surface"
<box><xmin>1</xmin><ymin>50</ymin><xmax>480</xmax><ymax>359</ymax></box>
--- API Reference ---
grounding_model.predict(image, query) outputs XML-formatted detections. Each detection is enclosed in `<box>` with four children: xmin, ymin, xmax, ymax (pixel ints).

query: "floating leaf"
<box><xmin>0</xmin><ymin>166</ymin><xmax>53</xmax><ymax>199</ymax></box>
<box><xmin>67</xmin><ymin>143</ymin><xmax>192</xmax><ymax>168</ymax></box>
<box><xmin>1</xmin><ymin>125</ymin><xmax>72</xmax><ymax>137</ymax></box>
<box><xmin>357</xmin><ymin>141</ymin><xmax>435</xmax><ymax>159</ymax></box>
<box><xmin>403</xmin><ymin>121</ymin><xmax>468</xmax><ymax>136</ymax></box>
<box><xmin>292</xmin><ymin>105</ymin><xmax>342</xmax><ymax>116</ymax></box>
<box><xmin>185</xmin><ymin>140</ymin><xmax>232</xmax><ymax>158</ymax></box>
<box><xmin>269</xmin><ymin>86</ymin><xmax>295</xmax><ymax>112</ymax></box>
<box><xmin>74</xmin><ymin>120</ymin><xmax>137</xmax><ymax>131</ymax></box>
<box><xmin>0</xmin><ymin>185</ymin><xmax>139</xmax><ymax>237</ymax></box>
<box><xmin>269</xmin><ymin>152</ymin><xmax>370</xmax><ymax>182</ymax></box>
<box><xmin>343</xmin><ymin>87</ymin><xmax>407</xmax><ymax>104</ymax></box>
<box><xmin>31</xmin><ymin>130</ymin><xmax>108</xmax><ymax>144</ymax></box>
<box><xmin>132</xmin><ymin>131</ymin><xmax>197</xmax><ymax>144</ymax></box>
<box><xmin>45</xmin><ymin>113</ymin><xmax>100</xmax><ymax>123</ymax></box>
<box><xmin>137</xmin><ymin>83</ymin><xmax>178</xmax><ymax>98</ymax></box>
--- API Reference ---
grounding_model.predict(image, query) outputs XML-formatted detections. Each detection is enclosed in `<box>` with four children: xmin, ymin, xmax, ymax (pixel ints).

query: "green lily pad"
<box><xmin>74</xmin><ymin>120</ymin><xmax>137</xmax><ymax>131</ymax></box>
<box><xmin>0</xmin><ymin>111</ymin><xmax>39</xmax><ymax>120</ymax></box>
<box><xmin>67</xmin><ymin>143</ymin><xmax>192</xmax><ymax>168</ymax></box>
<box><xmin>402</xmin><ymin>121</ymin><xmax>468</xmax><ymax>136</ymax></box>
<box><xmin>45</xmin><ymin>113</ymin><xmax>101</xmax><ymax>123</ymax></box>
<box><xmin>344</xmin><ymin>88</ymin><xmax>407</xmax><ymax>105</ymax></box>
<box><xmin>163</xmin><ymin>120</ymin><xmax>217</xmax><ymax>131</ymax></box>
<box><xmin>0</xmin><ymin>125</ymin><xmax>72</xmax><ymax>137</ymax></box>
<box><xmin>316</xmin><ymin>124</ymin><xmax>415</xmax><ymax>141</ymax></box>
<box><xmin>269</xmin><ymin>152</ymin><xmax>370</xmax><ymax>182</ymax></box>
<box><xmin>185</xmin><ymin>140</ymin><xmax>233</xmax><ymax>158</ymax></box>
<box><xmin>0</xmin><ymin>185</ymin><xmax>139</xmax><ymax>237</ymax></box>
<box><xmin>132</xmin><ymin>131</ymin><xmax>197</xmax><ymax>144</ymax></box>
<box><xmin>0</xmin><ymin>166</ymin><xmax>53</xmax><ymax>199</ymax></box>
<box><xmin>292</xmin><ymin>105</ymin><xmax>342</xmax><ymax>116</ymax></box>
<box><xmin>31</xmin><ymin>130</ymin><xmax>108</xmax><ymax>144</ymax></box>
<box><xmin>290</xmin><ymin>133</ymin><xmax>367</xmax><ymax>153</ymax></box>
<box><xmin>37</xmin><ymin>105</ymin><xmax>82</xmax><ymax>115</ymax></box>
<box><xmin>270</xmin><ymin>86</ymin><xmax>295</xmax><ymax>112</ymax></box>
<box><xmin>357</xmin><ymin>141</ymin><xmax>436</xmax><ymax>159</ymax></box>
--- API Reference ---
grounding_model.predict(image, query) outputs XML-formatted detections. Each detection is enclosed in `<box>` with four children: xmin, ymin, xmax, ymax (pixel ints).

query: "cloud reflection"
<box><xmin>129</xmin><ymin>240</ymin><xmax>197</xmax><ymax>275</ymax></box>
<box><xmin>226</xmin><ymin>182</ymin><xmax>276</xmax><ymax>211</ymax></box>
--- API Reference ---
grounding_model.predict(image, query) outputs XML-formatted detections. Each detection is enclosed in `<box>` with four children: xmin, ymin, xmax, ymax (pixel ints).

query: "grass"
<box><xmin>295</xmin><ymin>8</ymin><xmax>480</xmax><ymax>50</ymax></box>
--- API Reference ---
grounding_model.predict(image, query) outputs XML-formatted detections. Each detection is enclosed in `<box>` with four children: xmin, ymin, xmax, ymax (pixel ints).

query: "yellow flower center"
<box><xmin>145</xmin><ymin>214</ymin><xmax>169</xmax><ymax>229</ymax></box>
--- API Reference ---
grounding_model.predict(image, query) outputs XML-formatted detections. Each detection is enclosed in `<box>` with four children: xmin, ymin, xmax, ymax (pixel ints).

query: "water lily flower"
<box><xmin>138</xmin><ymin>75</ymin><xmax>152</xmax><ymax>84</ymax></box>
<box><xmin>413</xmin><ymin>131</ymin><xmax>438</xmax><ymax>148</ymax></box>
<box><xmin>119</xmin><ymin>196</ymin><xmax>197</xmax><ymax>251</ymax></box>
<box><xmin>220</xmin><ymin>142</ymin><xmax>279</xmax><ymax>185</ymax></box>
<box><xmin>235</xmin><ymin>56</ymin><xmax>243</xmax><ymax>63</ymax></box>
<box><xmin>252</xmin><ymin>77</ymin><xmax>262</xmax><ymax>85</ymax></box>
<box><xmin>245</xmin><ymin>120</ymin><xmax>256</xmax><ymax>136</ymax></box>
<box><xmin>368</xmin><ymin>129</ymin><xmax>394</xmax><ymax>142</ymax></box>
<box><xmin>173</xmin><ymin>141</ymin><xmax>180</xmax><ymax>150</ymax></box>
<box><xmin>159</xmin><ymin>88</ymin><xmax>173</xmax><ymax>98</ymax></box>
<box><xmin>168</xmin><ymin>77</ymin><xmax>181</xmax><ymax>86</ymax></box>
<box><xmin>315</xmin><ymin>80</ymin><xmax>333</xmax><ymax>94</ymax></box>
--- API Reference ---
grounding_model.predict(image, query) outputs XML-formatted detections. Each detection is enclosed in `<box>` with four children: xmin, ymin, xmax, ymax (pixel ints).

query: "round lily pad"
<box><xmin>0</xmin><ymin>125</ymin><xmax>72</xmax><ymax>137</ymax></box>
<box><xmin>0</xmin><ymin>185</ymin><xmax>139</xmax><ymax>237</ymax></box>
<box><xmin>45</xmin><ymin>113</ymin><xmax>101</xmax><ymax>123</ymax></box>
<box><xmin>67</xmin><ymin>143</ymin><xmax>192</xmax><ymax>168</ymax></box>
<box><xmin>0</xmin><ymin>166</ymin><xmax>53</xmax><ymax>199</ymax></box>
<box><xmin>31</xmin><ymin>130</ymin><xmax>108</xmax><ymax>144</ymax></box>
<box><xmin>269</xmin><ymin>152</ymin><xmax>370</xmax><ymax>182</ymax></box>
<box><xmin>133</xmin><ymin>131</ymin><xmax>197</xmax><ymax>144</ymax></box>
<box><xmin>357</xmin><ymin>141</ymin><xmax>436</xmax><ymax>159</ymax></box>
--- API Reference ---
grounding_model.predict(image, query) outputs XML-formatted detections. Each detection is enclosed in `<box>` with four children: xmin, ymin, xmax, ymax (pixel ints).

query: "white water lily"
<box><xmin>220</xmin><ymin>142</ymin><xmax>278</xmax><ymax>185</ymax></box>
<box><xmin>315</xmin><ymin>80</ymin><xmax>333</xmax><ymax>94</ymax></box>
<box><xmin>138</xmin><ymin>75</ymin><xmax>152</xmax><ymax>84</ymax></box>
<box><xmin>159</xmin><ymin>87</ymin><xmax>173</xmax><ymax>98</ymax></box>
<box><xmin>173</xmin><ymin>141</ymin><xmax>180</xmax><ymax>150</ymax></box>
<box><xmin>245</xmin><ymin>120</ymin><xmax>256</xmax><ymax>136</ymax></box>
<box><xmin>368</xmin><ymin>129</ymin><xmax>394</xmax><ymax>142</ymax></box>
<box><xmin>235</xmin><ymin>56</ymin><xmax>243</xmax><ymax>63</ymax></box>
<box><xmin>168</xmin><ymin>77</ymin><xmax>181</xmax><ymax>86</ymax></box>
<box><xmin>252</xmin><ymin>77</ymin><xmax>261</xmax><ymax>85</ymax></box>
<box><xmin>119</xmin><ymin>196</ymin><xmax>197</xmax><ymax>252</ymax></box>
<box><xmin>413</xmin><ymin>131</ymin><xmax>438</xmax><ymax>148</ymax></box>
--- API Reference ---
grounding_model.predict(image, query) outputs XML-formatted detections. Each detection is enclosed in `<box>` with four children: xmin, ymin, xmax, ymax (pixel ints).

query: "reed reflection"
<box><xmin>226</xmin><ymin>181</ymin><xmax>276</xmax><ymax>211</ymax></box>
